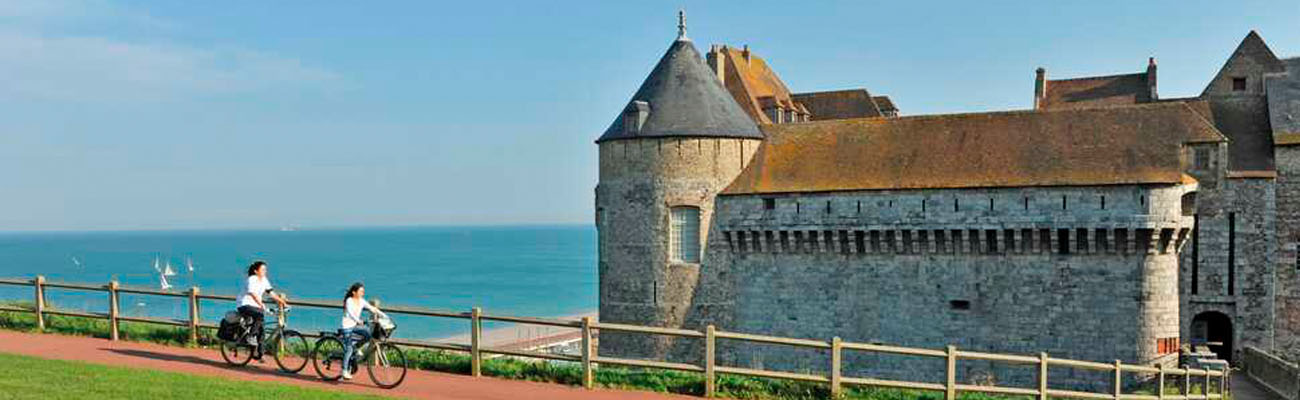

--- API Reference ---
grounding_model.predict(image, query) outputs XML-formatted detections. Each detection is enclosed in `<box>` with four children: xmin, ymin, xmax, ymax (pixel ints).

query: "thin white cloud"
<box><xmin>0</xmin><ymin>0</ymin><xmax>340</xmax><ymax>102</ymax></box>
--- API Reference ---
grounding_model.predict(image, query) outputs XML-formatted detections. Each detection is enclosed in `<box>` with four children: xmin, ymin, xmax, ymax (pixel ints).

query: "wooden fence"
<box><xmin>0</xmin><ymin>276</ymin><xmax>1228</xmax><ymax>399</ymax></box>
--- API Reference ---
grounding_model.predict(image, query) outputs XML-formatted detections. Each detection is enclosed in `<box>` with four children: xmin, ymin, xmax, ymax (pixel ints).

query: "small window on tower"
<box><xmin>670</xmin><ymin>207</ymin><xmax>701</xmax><ymax>263</ymax></box>
<box><xmin>763</xmin><ymin>198</ymin><xmax>775</xmax><ymax>210</ymax></box>
<box><xmin>949</xmin><ymin>300</ymin><xmax>971</xmax><ymax>310</ymax></box>
<box><xmin>1232</xmin><ymin>77</ymin><xmax>1247</xmax><ymax>91</ymax></box>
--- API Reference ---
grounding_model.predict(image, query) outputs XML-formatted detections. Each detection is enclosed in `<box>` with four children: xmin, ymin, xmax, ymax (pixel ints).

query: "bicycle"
<box><xmin>219</xmin><ymin>305</ymin><xmax>311</xmax><ymax>373</ymax></box>
<box><xmin>311</xmin><ymin>312</ymin><xmax>408</xmax><ymax>388</ymax></box>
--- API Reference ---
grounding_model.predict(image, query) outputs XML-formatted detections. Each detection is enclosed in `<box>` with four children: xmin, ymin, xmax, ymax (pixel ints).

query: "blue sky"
<box><xmin>2</xmin><ymin>1</ymin><xmax>1298</xmax><ymax>231</ymax></box>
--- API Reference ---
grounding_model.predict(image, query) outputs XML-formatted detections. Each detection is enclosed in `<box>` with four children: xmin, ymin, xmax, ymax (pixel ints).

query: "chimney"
<box><xmin>707</xmin><ymin>44</ymin><xmax>726</xmax><ymax>85</ymax></box>
<box><xmin>1147</xmin><ymin>57</ymin><xmax>1158</xmax><ymax>101</ymax></box>
<box><xmin>742</xmin><ymin>45</ymin><xmax>751</xmax><ymax>65</ymax></box>
<box><xmin>1034</xmin><ymin>67</ymin><xmax>1047</xmax><ymax>109</ymax></box>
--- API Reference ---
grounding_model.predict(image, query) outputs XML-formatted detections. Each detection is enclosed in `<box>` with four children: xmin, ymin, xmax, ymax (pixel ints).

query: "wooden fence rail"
<box><xmin>0</xmin><ymin>276</ymin><xmax>1229</xmax><ymax>400</ymax></box>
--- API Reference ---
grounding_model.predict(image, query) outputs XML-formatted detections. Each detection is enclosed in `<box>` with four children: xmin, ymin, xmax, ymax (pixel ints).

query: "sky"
<box><xmin>2</xmin><ymin>0</ymin><xmax>1298</xmax><ymax>232</ymax></box>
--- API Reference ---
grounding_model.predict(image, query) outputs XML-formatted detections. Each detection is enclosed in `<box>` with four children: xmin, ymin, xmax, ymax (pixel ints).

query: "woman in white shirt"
<box><xmin>238</xmin><ymin>261</ymin><xmax>286</xmax><ymax>360</ymax></box>
<box><xmin>340</xmin><ymin>282</ymin><xmax>386</xmax><ymax>380</ymax></box>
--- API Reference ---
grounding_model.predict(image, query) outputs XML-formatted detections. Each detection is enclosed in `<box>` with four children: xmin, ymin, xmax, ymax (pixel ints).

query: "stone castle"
<box><xmin>594</xmin><ymin>16</ymin><xmax>1300</xmax><ymax>385</ymax></box>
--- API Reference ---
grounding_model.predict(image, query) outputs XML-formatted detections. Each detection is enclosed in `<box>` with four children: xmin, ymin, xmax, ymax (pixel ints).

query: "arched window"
<box><xmin>670</xmin><ymin>207</ymin><xmax>701</xmax><ymax>263</ymax></box>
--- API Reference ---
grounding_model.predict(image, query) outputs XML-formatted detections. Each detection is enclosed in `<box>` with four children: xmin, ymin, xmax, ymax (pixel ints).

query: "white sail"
<box><xmin>163</xmin><ymin>261</ymin><xmax>176</xmax><ymax>276</ymax></box>
<box><xmin>159</xmin><ymin>273</ymin><xmax>172</xmax><ymax>290</ymax></box>
<box><xmin>152</xmin><ymin>256</ymin><xmax>161</xmax><ymax>273</ymax></box>
<box><xmin>185</xmin><ymin>258</ymin><xmax>194</xmax><ymax>272</ymax></box>
<box><xmin>71</xmin><ymin>257</ymin><xmax>82</xmax><ymax>268</ymax></box>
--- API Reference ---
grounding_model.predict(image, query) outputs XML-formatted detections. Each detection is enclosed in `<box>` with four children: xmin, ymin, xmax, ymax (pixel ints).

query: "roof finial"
<box><xmin>676</xmin><ymin>9</ymin><xmax>689</xmax><ymax>41</ymax></box>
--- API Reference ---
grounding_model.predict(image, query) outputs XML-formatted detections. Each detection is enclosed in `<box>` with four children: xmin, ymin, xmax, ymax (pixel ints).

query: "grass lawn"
<box><xmin>0</xmin><ymin>352</ymin><xmax>387</xmax><ymax>400</ymax></box>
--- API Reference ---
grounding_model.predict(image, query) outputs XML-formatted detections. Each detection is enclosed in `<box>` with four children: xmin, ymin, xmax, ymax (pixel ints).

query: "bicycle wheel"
<box><xmin>312</xmin><ymin>336</ymin><xmax>349</xmax><ymax>381</ymax></box>
<box><xmin>367</xmin><ymin>342</ymin><xmax>407</xmax><ymax>389</ymax></box>
<box><xmin>220</xmin><ymin>340</ymin><xmax>254</xmax><ymax>366</ymax></box>
<box><xmin>272</xmin><ymin>330</ymin><xmax>311</xmax><ymax>373</ymax></box>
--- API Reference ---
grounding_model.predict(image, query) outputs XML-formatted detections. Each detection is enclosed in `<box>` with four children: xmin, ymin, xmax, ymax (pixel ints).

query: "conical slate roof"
<box><xmin>597</xmin><ymin>39</ymin><xmax>762</xmax><ymax>142</ymax></box>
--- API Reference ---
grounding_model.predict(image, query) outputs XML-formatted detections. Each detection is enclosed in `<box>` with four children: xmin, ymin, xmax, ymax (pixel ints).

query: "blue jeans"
<box><xmin>340</xmin><ymin>326</ymin><xmax>371</xmax><ymax>369</ymax></box>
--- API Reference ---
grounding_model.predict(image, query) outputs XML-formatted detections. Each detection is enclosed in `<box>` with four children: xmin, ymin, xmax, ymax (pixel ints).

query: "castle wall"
<box><xmin>1180</xmin><ymin>176</ymin><xmax>1276</xmax><ymax>361</ymax></box>
<box><xmin>1275</xmin><ymin>147</ymin><xmax>1300</xmax><ymax>358</ymax></box>
<box><xmin>596</xmin><ymin>137</ymin><xmax>761</xmax><ymax>359</ymax></box>
<box><xmin>691</xmin><ymin>184</ymin><xmax>1192</xmax><ymax>389</ymax></box>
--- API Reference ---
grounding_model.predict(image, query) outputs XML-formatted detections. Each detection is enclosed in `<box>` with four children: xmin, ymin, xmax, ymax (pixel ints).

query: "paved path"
<box><xmin>0</xmin><ymin>330</ymin><xmax>693</xmax><ymax>400</ymax></box>
<box><xmin>1235</xmin><ymin>372</ymin><xmax>1285</xmax><ymax>400</ymax></box>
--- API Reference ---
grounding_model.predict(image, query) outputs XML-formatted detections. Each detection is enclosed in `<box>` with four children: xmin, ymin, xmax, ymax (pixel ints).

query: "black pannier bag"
<box><xmin>217</xmin><ymin>311</ymin><xmax>245</xmax><ymax>341</ymax></box>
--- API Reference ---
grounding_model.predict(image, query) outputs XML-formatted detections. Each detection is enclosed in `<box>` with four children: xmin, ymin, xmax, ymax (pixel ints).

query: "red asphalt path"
<box><xmin>0</xmin><ymin>330</ymin><xmax>694</xmax><ymax>400</ymax></box>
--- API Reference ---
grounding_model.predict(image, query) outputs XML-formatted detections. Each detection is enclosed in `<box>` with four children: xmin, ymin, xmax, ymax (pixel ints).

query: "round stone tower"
<box><xmin>595</xmin><ymin>14</ymin><xmax>763</xmax><ymax>359</ymax></box>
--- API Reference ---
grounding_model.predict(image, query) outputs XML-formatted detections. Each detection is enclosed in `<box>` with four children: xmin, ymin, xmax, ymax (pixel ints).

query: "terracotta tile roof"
<box><xmin>713</xmin><ymin>46</ymin><xmax>801</xmax><ymax>125</ymax></box>
<box><xmin>1039</xmin><ymin>73</ymin><xmax>1152</xmax><ymax>110</ymax></box>
<box><xmin>791</xmin><ymin>89</ymin><xmax>884</xmax><ymax>121</ymax></box>
<box><xmin>1183</xmin><ymin>98</ymin><xmax>1275</xmax><ymax>171</ymax></box>
<box><xmin>722</xmin><ymin>102</ymin><xmax>1225</xmax><ymax>195</ymax></box>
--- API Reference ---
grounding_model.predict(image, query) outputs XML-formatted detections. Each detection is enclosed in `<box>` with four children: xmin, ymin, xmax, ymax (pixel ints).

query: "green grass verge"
<box><xmin>0</xmin><ymin>306</ymin><xmax>1225</xmax><ymax>400</ymax></box>
<box><xmin>0</xmin><ymin>351</ymin><xmax>386</xmax><ymax>400</ymax></box>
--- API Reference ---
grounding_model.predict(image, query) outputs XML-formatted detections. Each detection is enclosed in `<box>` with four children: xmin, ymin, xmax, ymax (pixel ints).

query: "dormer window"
<box><xmin>1232</xmin><ymin>77</ymin><xmax>1247</xmax><ymax>92</ymax></box>
<box><xmin>623</xmin><ymin>101</ymin><xmax>651</xmax><ymax>134</ymax></box>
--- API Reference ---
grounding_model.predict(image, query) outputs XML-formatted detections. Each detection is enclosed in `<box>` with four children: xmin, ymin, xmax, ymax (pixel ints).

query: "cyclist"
<box><xmin>238</xmin><ymin>260</ymin><xmax>286</xmax><ymax>361</ymax></box>
<box><xmin>340</xmin><ymin>282</ymin><xmax>387</xmax><ymax>380</ymax></box>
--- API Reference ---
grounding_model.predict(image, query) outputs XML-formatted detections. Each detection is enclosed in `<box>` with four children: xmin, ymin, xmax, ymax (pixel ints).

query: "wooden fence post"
<box><xmin>830</xmin><ymin>336</ymin><xmax>842</xmax><ymax>399</ymax></box>
<box><xmin>33</xmin><ymin>275</ymin><xmax>45</xmax><ymax>331</ymax></box>
<box><xmin>705</xmin><ymin>325</ymin><xmax>716</xmax><ymax>398</ymax></box>
<box><xmin>1157</xmin><ymin>364</ymin><xmax>1165</xmax><ymax>400</ymax></box>
<box><xmin>1114</xmin><ymin>360</ymin><xmax>1123</xmax><ymax>400</ymax></box>
<box><xmin>946</xmin><ymin>345</ymin><xmax>956</xmax><ymax>400</ymax></box>
<box><xmin>581</xmin><ymin>316</ymin><xmax>594</xmax><ymax>389</ymax></box>
<box><xmin>1183</xmin><ymin>368</ymin><xmax>1190</xmax><ymax>398</ymax></box>
<box><xmin>188</xmin><ymin>287</ymin><xmax>200</xmax><ymax>345</ymax></box>
<box><xmin>470</xmin><ymin>307</ymin><xmax>482</xmax><ymax>377</ymax></box>
<box><xmin>1203</xmin><ymin>368</ymin><xmax>1211</xmax><ymax>398</ymax></box>
<box><xmin>108</xmin><ymin>281</ymin><xmax>120</xmax><ymax>341</ymax></box>
<box><xmin>1038</xmin><ymin>352</ymin><xmax>1048</xmax><ymax>400</ymax></box>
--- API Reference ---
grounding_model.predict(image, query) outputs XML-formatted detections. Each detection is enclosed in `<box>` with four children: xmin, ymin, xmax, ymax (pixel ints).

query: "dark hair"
<box><xmin>344</xmin><ymin>282</ymin><xmax>364</xmax><ymax>302</ymax></box>
<box><xmin>246</xmin><ymin>261</ymin><xmax>266</xmax><ymax>276</ymax></box>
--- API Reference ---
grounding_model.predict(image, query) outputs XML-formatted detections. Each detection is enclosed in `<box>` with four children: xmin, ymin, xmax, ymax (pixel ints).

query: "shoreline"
<box><xmin>436</xmin><ymin>309</ymin><xmax>597</xmax><ymax>347</ymax></box>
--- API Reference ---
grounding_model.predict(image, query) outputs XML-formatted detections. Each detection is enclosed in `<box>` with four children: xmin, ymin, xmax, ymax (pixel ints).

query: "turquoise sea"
<box><xmin>0</xmin><ymin>225</ymin><xmax>596</xmax><ymax>340</ymax></box>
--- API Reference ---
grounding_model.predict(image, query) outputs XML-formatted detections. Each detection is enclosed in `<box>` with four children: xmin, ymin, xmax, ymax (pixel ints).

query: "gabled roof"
<box><xmin>1040</xmin><ymin>72</ymin><xmax>1152</xmax><ymax>110</ymax></box>
<box><xmin>597</xmin><ymin>39</ymin><xmax>762</xmax><ymax>143</ymax></box>
<box><xmin>1184</xmin><ymin>98</ymin><xmax>1275</xmax><ymax>171</ymax></box>
<box><xmin>791</xmin><ymin>89</ymin><xmax>884</xmax><ymax>121</ymax></box>
<box><xmin>711</xmin><ymin>46</ymin><xmax>802</xmax><ymax>124</ymax></box>
<box><xmin>1267</xmin><ymin>57</ymin><xmax>1300</xmax><ymax>145</ymax></box>
<box><xmin>872</xmin><ymin>96</ymin><xmax>898</xmax><ymax>113</ymax></box>
<box><xmin>722</xmin><ymin>102</ymin><xmax>1225</xmax><ymax>195</ymax></box>
<box><xmin>1202</xmin><ymin>31</ymin><xmax>1286</xmax><ymax>96</ymax></box>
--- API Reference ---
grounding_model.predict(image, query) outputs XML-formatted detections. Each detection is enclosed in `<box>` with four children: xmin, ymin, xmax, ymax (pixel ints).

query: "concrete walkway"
<box><xmin>0</xmin><ymin>330</ymin><xmax>694</xmax><ymax>400</ymax></box>
<box><xmin>1235</xmin><ymin>372</ymin><xmax>1284</xmax><ymax>400</ymax></box>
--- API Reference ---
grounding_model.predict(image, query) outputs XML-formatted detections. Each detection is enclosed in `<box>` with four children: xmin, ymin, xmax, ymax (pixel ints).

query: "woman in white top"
<box><xmin>340</xmin><ymin>282</ymin><xmax>386</xmax><ymax>380</ymax></box>
<box><xmin>238</xmin><ymin>261</ymin><xmax>286</xmax><ymax>360</ymax></box>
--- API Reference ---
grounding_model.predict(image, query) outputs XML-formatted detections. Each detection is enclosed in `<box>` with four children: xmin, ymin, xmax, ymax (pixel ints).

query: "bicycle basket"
<box><xmin>373</xmin><ymin>316</ymin><xmax>397</xmax><ymax>339</ymax></box>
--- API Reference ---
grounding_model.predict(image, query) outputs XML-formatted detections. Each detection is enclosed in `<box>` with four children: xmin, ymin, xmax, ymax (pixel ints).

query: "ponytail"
<box><xmin>344</xmin><ymin>282</ymin><xmax>364</xmax><ymax>303</ymax></box>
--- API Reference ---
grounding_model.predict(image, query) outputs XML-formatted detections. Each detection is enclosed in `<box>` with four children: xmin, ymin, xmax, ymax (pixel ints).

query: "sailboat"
<box><xmin>163</xmin><ymin>260</ymin><xmax>177</xmax><ymax>277</ymax></box>
<box><xmin>159</xmin><ymin>272</ymin><xmax>173</xmax><ymax>290</ymax></box>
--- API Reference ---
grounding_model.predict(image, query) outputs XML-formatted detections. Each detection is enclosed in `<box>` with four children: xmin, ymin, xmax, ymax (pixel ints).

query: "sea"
<box><xmin>0</xmin><ymin>225</ymin><xmax>596</xmax><ymax>341</ymax></box>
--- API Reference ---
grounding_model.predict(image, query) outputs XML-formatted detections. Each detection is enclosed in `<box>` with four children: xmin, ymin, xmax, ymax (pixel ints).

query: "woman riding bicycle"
<box><xmin>238</xmin><ymin>261</ymin><xmax>286</xmax><ymax>360</ymax></box>
<box><xmin>340</xmin><ymin>282</ymin><xmax>387</xmax><ymax>380</ymax></box>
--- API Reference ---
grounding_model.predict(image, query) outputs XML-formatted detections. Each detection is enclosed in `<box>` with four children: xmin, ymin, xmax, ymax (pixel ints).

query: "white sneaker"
<box><xmin>341</xmin><ymin>370</ymin><xmax>353</xmax><ymax>380</ymax></box>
